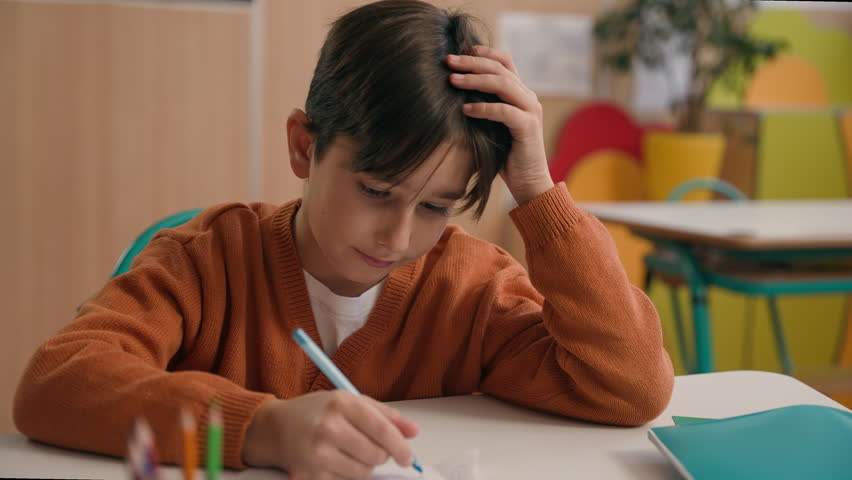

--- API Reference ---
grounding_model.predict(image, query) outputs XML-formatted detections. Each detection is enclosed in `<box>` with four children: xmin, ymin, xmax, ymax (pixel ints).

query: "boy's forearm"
<box><xmin>506</xmin><ymin>183</ymin><xmax>674</xmax><ymax>422</ymax></box>
<box><xmin>14</xmin><ymin>333</ymin><xmax>273</xmax><ymax>469</ymax></box>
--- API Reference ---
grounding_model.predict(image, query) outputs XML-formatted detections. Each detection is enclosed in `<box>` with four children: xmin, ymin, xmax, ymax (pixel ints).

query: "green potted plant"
<box><xmin>593</xmin><ymin>0</ymin><xmax>785</xmax><ymax>200</ymax></box>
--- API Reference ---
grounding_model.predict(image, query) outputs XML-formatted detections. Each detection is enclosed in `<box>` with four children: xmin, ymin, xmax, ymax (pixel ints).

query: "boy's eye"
<box><xmin>421</xmin><ymin>202</ymin><xmax>453</xmax><ymax>217</ymax></box>
<box><xmin>358</xmin><ymin>182</ymin><xmax>390</xmax><ymax>199</ymax></box>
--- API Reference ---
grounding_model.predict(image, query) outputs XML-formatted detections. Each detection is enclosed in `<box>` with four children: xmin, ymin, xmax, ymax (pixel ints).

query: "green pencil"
<box><xmin>206</xmin><ymin>400</ymin><xmax>223</xmax><ymax>480</ymax></box>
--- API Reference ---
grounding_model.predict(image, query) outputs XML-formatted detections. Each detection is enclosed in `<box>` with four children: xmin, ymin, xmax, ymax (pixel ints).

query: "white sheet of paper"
<box><xmin>497</xmin><ymin>12</ymin><xmax>593</xmax><ymax>97</ymax></box>
<box><xmin>369</xmin><ymin>449</ymin><xmax>480</xmax><ymax>480</ymax></box>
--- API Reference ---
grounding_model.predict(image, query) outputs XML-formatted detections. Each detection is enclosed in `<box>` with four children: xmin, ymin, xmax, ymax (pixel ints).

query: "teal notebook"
<box><xmin>649</xmin><ymin>405</ymin><xmax>852</xmax><ymax>480</ymax></box>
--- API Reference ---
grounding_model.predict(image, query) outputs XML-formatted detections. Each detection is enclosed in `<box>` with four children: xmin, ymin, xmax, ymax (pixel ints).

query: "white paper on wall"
<box><xmin>497</xmin><ymin>12</ymin><xmax>593</xmax><ymax>97</ymax></box>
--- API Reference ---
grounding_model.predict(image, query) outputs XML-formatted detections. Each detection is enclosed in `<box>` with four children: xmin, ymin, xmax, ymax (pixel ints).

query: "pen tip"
<box><xmin>412</xmin><ymin>458</ymin><xmax>423</xmax><ymax>473</ymax></box>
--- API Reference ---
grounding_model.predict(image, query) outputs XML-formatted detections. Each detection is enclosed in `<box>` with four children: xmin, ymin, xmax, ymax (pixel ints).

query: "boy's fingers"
<box><xmin>446</xmin><ymin>53</ymin><xmax>510</xmax><ymax>77</ymax></box>
<box><xmin>318</xmin><ymin>418</ymin><xmax>388</xmax><ymax>467</ymax></box>
<box><xmin>472</xmin><ymin>45</ymin><xmax>521</xmax><ymax>76</ymax></box>
<box><xmin>313</xmin><ymin>444</ymin><xmax>369</xmax><ymax>479</ymax></box>
<box><xmin>345</xmin><ymin>398</ymin><xmax>413</xmax><ymax>468</ymax></box>
<box><xmin>394</xmin><ymin>417</ymin><xmax>420</xmax><ymax>439</ymax></box>
<box><xmin>463</xmin><ymin>102</ymin><xmax>534</xmax><ymax>137</ymax></box>
<box><xmin>365</xmin><ymin>398</ymin><xmax>420</xmax><ymax>438</ymax></box>
<box><xmin>449</xmin><ymin>73</ymin><xmax>535</xmax><ymax>112</ymax></box>
<box><xmin>363</xmin><ymin>397</ymin><xmax>402</xmax><ymax>421</ymax></box>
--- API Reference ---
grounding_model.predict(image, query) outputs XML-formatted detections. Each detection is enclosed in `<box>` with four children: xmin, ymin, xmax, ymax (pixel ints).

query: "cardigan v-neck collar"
<box><xmin>269</xmin><ymin>200</ymin><xmax>421</xmax><ymax>392</ymax></box>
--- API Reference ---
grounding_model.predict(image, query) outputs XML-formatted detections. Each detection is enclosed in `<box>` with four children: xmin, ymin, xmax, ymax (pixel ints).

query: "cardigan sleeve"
<box><xmin>477</xmin><ymin>183</ymin><xmax>674</xmax><ymax>425</ymax></box>
<box><xmin>13</xmin><ymin>234</ymin><xmax>272</xmax><ymax>469</ymax></box>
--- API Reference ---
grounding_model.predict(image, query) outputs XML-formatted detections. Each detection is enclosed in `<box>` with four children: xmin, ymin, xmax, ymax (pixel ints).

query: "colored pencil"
<box><xmin>206</xmin><ymin>400</ymin><xmax>223</xmax><ymax>480</ymax></box>
<box><xmin>126</xmin><ymin>423</ymin><xmax>144</xmax><ymax>480</ymax></box>
<box><xmin>136</xmin><ymin>418</ymin><xmax>160</xmax><ymax>480</ymax></box>
<box><xmin>126</xmin><ymin>417</ymin><xmax>160</xmax><ymax>480</ymax></box>
<box><xmin>181</xmin><ymin>408</ymin><xmax>198</xmax><ymax>480</ymax></box>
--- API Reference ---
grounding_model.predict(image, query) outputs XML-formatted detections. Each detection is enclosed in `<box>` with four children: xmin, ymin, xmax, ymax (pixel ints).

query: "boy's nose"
<box><xmin>375</xmin><ymin>210</ymin><xmax>412</xmax><ymax>254</ymax></box>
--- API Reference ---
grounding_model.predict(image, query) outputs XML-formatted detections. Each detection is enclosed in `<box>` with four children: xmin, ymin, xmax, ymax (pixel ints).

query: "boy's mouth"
<box><xmin>354</xmin><ymin>248</ymin><xmax>396</xmax><ymax>269</ymax></box>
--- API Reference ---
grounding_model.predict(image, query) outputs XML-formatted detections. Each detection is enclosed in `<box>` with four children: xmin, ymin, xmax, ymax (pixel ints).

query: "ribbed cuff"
<box><xmin>199</xmin><ymin>390</ymin><xmax>275</xmax><ymax>470</ymax></box>
<box><xmin>509</xmin><ymin>182</ymin><xmax>586</xmax><ymax>250</ymax></box>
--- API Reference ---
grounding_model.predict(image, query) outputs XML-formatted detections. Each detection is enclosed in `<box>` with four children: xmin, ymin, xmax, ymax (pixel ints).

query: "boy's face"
<box><xmin>293</xmin><ymin>134</ymin><xmax>474</xmax><ymax>297</ymax></box>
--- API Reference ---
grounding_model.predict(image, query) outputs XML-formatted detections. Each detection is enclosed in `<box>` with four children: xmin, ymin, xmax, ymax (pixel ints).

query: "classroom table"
<box><xmin>582</xmin><ymin>199</ymin><xmax>852</xmax><ymax>374</ymax></box>
<box><xmin>0</xmin><ymin>371</ymin><xmax>847</xmax><ymax>479</ymax></box>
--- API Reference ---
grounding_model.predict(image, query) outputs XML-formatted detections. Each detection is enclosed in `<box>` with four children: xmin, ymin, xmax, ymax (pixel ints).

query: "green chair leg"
<box><xmin>741</xmin><ymin>299</ymin><xmax>756</xmax><ymax>369</ymax></box>
<box><xmin>691</xmin><ymin>288</ymin><xmax>714</xmax><ymax>374</ymax></box>
<box><xmin>768</xmin><ymin>296</ymin><xmax>794</xmax><ymax>374</ymax></box>
<box><xmin>670</xmin><ymin>287</ymin><xmax>693</xmax><ymax>374</ymax></box>
<box><xmin>648</xmin><ymin>179</ymin><xmax>749</xmax><ymax>374</ymax></box>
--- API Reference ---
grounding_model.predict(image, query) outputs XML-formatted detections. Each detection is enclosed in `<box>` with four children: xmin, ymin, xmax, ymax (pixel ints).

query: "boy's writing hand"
<box><xmin>447</xmin><ymin>46</ymin><xmax>554</xmax><ymax>205</ymax></box>
<box><xmin>243</xmin><ymin>391</ymin><xmax>419</xmax><ymax>479</ymax></box>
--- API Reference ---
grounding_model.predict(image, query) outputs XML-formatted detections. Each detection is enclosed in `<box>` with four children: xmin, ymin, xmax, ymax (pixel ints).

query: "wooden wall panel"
<box><xmin>0</xmin><ymin>0</ymin><xmax>22</xmax><ymax>437</ymax></box>
<box><xmin>1</xmin><ymin>1</ymin><xmax>250</xmax><ymax>433</ymax></box>
<box><xmin>100</xmin><ymin>4</ymin><xmax>252</xmax><ymax>254</ymax></box>
<box><xmin>1</xmin><ymin>1</ymin><xmax>105</xmax><ymax>436</ymax></box>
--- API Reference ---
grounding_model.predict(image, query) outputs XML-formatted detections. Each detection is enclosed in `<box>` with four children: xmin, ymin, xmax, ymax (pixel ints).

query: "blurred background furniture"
<box><xmin>643</xmin><ymin>178</ymin><xmax>747</xmax><ymax>374</ymax></box>
<box><xmin>583</xmin><ymin>198</ymin><xmax>852</xmax><ymax>375</ymax></box>
<box><xmin>110</xmin><ymin>209</ymin><xmax>203</xmax><ymax>278</ymax></box>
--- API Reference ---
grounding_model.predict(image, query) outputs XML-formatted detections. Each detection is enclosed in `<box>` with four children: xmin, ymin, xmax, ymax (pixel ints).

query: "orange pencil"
<box><xmin>181</xmin><ymin>408</ymin><xmax>197</xmax><ymax>480</ymax></box>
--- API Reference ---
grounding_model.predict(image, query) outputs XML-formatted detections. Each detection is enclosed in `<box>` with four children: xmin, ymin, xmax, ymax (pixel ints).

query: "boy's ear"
<box><xmin>286</xmin><ymin>109</ymin><xmax>314</xmax><ymax>180</ymax></box>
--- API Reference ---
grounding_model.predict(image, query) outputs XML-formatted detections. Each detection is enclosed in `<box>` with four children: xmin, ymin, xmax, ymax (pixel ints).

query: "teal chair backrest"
<box><xmin>110</xmin><ymin>208</ymin><xmax>204</xmax><ymax>278</ymax></box>
<box><xmin>667</xmin><ymin>177</ymin><xmax>747</xmax><ymax>203</ymax></box>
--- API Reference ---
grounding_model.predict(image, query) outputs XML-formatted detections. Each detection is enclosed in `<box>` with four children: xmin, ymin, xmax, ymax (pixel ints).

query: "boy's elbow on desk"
<box><xmin>536</xmin><ymin>357</ymin><xmax>674</xmax><ymax>427</ymax></box>
<box><xmin>580</xmin><ymin>357</ymin><xmax>675</xmax><ymax>427</ymax></box>
<box><xmin>12</xmin><ymin>346</ymin><xmax>97</xmax><ymax>449</ymax></box>
<box><xmin>621</xmin><ymin>383</ymin><xmax>674</xmax><ymax>426</ymax></box>
<box><xmin>12</xmin><ymin>371</ymin><xmax>52</xmax><ymax>444</ymax></box>
<box><xmin>540</xmin><ymin>374</ymin><xmax>672</xmax><ymax>427</ymax></box>
<box><xmin>583</xmin><ymin>380</ymin><xmax>673</xmax><ymax>427</ymax></box>
<box><xmin>610</xmin><ymin>364</ymin><xmax>675</xmax><ymax>426</ymax></box>
<box><xmin>11</xmin><ymin>347</ymin><xmax>74</xmax><ymax>444</ymax></box>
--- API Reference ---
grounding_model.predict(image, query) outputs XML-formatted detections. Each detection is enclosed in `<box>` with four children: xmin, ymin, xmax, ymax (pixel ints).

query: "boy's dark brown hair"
<box><xmin>305</xmin><ymin>0</ymin><xmax>511</xmax><ymax>219</ymax></box>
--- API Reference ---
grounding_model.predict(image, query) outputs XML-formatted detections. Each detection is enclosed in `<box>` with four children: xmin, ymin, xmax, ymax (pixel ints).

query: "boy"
<box><xmin>14</xmin><ymin>1</ymin><xmax>674</xmax><ymax>479</ymax></box>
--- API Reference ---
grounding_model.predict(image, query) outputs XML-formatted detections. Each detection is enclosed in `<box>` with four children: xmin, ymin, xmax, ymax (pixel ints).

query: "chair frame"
<box><xmin>110</xmin><ymin>208</ymin><xmax>204</xmax><ymax>278</ymax></box>
<box><xmin>644</xmin><ymin>178</ymin><xmax>852</xmax><ymax>374</ymax></box>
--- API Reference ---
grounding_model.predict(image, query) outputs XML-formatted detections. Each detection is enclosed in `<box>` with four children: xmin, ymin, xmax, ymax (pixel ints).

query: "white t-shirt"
<box><xmin>303</xmin><ymin>270</ymin><xmax>384</xmax><ymax>356</ymax></box>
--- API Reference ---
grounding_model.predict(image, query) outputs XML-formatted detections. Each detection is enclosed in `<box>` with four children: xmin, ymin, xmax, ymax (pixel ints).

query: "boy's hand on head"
<box><xmin>447</xmin><ymin>46</ymin><xmax>554</xmax><ymax>205</ymax></box>
<box><xmin>243</xmin><ymin>391</ymin><xmax>419</xmax><ymax>479</ymax></box>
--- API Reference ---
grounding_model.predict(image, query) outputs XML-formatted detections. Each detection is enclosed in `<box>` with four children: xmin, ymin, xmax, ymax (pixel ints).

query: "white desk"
<box><xmin>581</xmin><ymin>199</ymin><xmax>852</xmax><ymax>251</ymax></box>
<box><xmin>0</xmin><ymin>371</ymin><xmax>847</xmax><ymax>480</ymax></box>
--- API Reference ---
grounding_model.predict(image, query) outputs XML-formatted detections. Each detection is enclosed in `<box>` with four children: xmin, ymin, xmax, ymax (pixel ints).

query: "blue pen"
<box><xmin>292</xmin><ymin>328</ymin><xmax>424</xmax><ymax>474</ymax></box>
